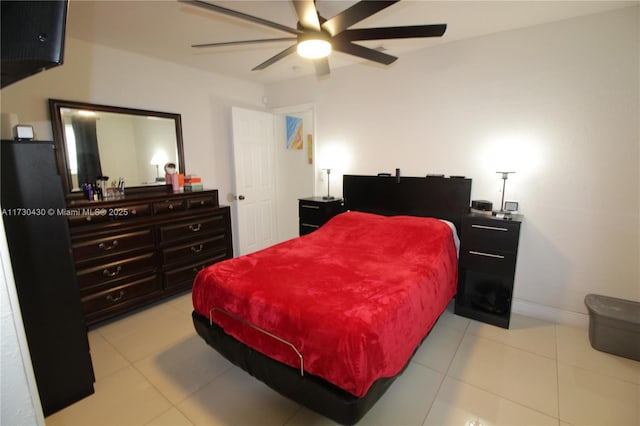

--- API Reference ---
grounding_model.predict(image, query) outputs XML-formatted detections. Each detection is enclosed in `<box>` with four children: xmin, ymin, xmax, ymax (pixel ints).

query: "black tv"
<box><xmin>1</xmin><ymin>0</ymin><xmax>68</xmax><ymax>89</ymax></box>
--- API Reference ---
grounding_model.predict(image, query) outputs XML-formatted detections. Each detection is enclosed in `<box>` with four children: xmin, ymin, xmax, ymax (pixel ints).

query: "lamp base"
<box><xmin>322</xmin><ymin>195</ymin><xmax>335</xmax><ymax>200</ymax></box>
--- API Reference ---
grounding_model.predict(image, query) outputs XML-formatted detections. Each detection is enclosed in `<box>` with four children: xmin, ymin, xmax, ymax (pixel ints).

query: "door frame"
<box><xmin>229</xmin><ymin>104</ymin><xmax>317</xmax><ymax>255</ymax></box>
<box><xmin>270</xmin><ymin>103</ymin><xmax>317</xmax><ymax>241</ymax></box>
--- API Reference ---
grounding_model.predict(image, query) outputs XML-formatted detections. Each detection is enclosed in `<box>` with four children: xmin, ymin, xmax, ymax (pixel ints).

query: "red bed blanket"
<box><xmin>192</xmin><ymin>211</ymin><xmax>458</xmax><ymax>397</ymax></box>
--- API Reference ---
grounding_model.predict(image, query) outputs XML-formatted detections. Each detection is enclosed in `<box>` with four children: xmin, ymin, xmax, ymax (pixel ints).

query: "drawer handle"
<box><xmin>469</xmin><ymin>250</ymin><xmax>505</xmax><ymax>259</ymax></box>
<box><xmin>130</xmin><ymin>209</ymin><xmax>137</xmax><ymax>215</ymax></box>
<box><xmin>189</xmin><ymin>223</ymin><xmax>202</xmax><ymax>232</ymax></box>
<box><xmin>191</xmin><ymin>244</ymin><xmax>204</xmax><ymax>253</ymax></box>
<box><xmin>192</xmin><ymin>265</ymin><xmax>206</xmax><ymax>274</ymax></box>
<box><xmin>103</xmin><ymin>266</ymin><xmax>123</xmax><ymax>277</ymax></box>
<box><xmin>301</xmin><ymin>205</ymin><xmax>320</xmax><ymax>210</ymax></box>
<box><xmin>106</xmin><ymin>291</ymin><xmax>125</xmax><ymax>303</ymax></box>
<box><xmin>98</xmin><ymin>240</ymin><xmax>119</xmax><ymax>251</ymax></box>
<box><xmin>168</xmin><ymin>204</ymin><xmax>174</xmax><ymax>210</ymax></box>
<box><xmin>301</xmin><ymin>223</ymin><xmax>320</xmax><ymax>228</ymax></box>
<box><xmin>471</xmin><ymin>224</ymin><xmax>508</xmax><ymax>232</ymax></box>
<box><xmin>200</xmin><ymin>200</ymin><xmax>206</xmax><ymax>205</ymax></box>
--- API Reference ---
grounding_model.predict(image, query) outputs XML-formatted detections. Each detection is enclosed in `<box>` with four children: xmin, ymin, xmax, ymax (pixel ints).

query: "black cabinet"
<box><xmin>298</xmin><ymin>197</ymin><xmax>344</xmax><ymax>236</ymax></box>
<box><xmin>455</xmin><ymin>213</ymin><xmax>522</xmax><ymax>328</ymax></box>
<box><xmin>1</xmin><ymin>141</ymin><xmax>95</xmax><ymax>415</ymax></box>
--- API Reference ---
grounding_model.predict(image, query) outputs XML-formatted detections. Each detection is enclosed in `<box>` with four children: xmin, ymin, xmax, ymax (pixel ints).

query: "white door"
<box><xmin>231</xmin><ymin>107</ymin><xmax>277</xmax><ymax>255</ymax></box>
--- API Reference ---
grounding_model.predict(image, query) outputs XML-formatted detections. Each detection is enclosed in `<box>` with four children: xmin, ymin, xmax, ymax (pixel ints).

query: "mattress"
<box><xmin>192</xmin><ymin>211</ymin><xmax>458</xmax><ymax>397</ymax></box>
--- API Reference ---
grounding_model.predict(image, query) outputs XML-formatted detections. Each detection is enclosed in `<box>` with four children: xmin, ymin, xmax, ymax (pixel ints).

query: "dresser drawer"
<box><xmin>72</xmin><ymin>228</ymin><xmax>154</xmax><ymax>263</ymax></box>
<box><xmin>153</xmin><ymin>199</ymin><xmax>186</xmax><ymax>214</ymax></box>
<box><xmin>460</xmin><ymin>248</ymin><xmax>517</xmax><ymax>276</ymax></box>
<box><xmin>76</xmin><ymin>252</ymin><xmax>157</xmax><ymax>289</ymax></box>
<box><xmin>186</xmin><ymin>194</ymin><xmax>218</xmax><ymax>210</ymax></box>
<box><xmin>462</xmin><ymin>219</ymin><xmax>520</xmax><ymax>253</ymax></box>
<box><xmin>162</xmin><ymin>235</ymin><xmax>227</xmax><ymax>265</ymax></box>
<box><xmin>158</xmin><ymin>215</ymin><xmax>225</xmax><ymax>242</ymax></box>
<box><xmin>81</xmin><ymin>274</ymin><xmax>161</xmax><ymax>315</ymax></box>
<box><xmin>163</xmin><ymin>253</ymin><xmax>229</xmax><ymax>290</ymax></box>
<box><xmin>67</xmin><ymin>203</ymin><xmax>151</xmax><ymax>226</ymax></box>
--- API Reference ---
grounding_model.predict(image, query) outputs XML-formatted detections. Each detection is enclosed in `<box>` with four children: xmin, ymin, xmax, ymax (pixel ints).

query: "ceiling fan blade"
<box><xmin>333</xmin><ymin>41</ymin><xmax>397</xmax><ymax>65</ymax></box>
<box><xmin>292</xmin><ymin>0</ymin><xmax>321</xmax><ymax>31</ymax></box>
<box><xmin>337</xmin><ymin>24</ymin><xmax>447</xmax><ymax>42</ymax></box>
<box><xmin>192</xmin><ymin>37</ymin><xmax>297</xmax><ymax>48</ymax></box>
<box><xmin>314</xmin><ymin>58</ymin><xmax>330</xmax><ymax>77</ymax></box>
<box><xmin>322</xmin><ymin>0</ymin><xmax>399</xmax><ymax>36</ymax></box>
<box><xmin>179</xmin><ymin>0</ymin><xmax>300</xmax><ymax>35</ymax></box>
<box><xmin>252</xmin><ymin>44</ymin><xmax>298</xmax><ymax>71</ymax></box>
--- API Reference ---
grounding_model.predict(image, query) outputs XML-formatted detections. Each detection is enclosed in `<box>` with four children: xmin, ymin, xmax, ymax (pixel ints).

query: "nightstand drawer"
<box><xmin>460</xmin><ymin>248</ymin><xmax>517</xmax><ymax>276</ymax></box>
<box><xmin>462</xmin><ymin>220</ymin><xmax>520</xmax><ymax>253</ymax></box>
<box><xmin>299</xmin><ymin>202</ymin><xmax>328</xmax><ymax>223</ymax></box>
<box><xmin>300</xmin><ymin>222</ymin><xmax>321</xmax><ymax>233</ymax></box>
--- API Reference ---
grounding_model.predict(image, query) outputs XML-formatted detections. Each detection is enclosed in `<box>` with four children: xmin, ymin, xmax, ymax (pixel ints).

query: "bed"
<box><xmin>192</xmin><ymin>174</ymin><xmax>472</xmax><ymax>424</ymax></box>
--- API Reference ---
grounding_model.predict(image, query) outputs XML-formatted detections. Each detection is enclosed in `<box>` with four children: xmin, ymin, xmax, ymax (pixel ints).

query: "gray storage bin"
<box><xmin>584</xmin><ymin>294</ymin><xmax>640</xmax><ymax>361</ymax></box>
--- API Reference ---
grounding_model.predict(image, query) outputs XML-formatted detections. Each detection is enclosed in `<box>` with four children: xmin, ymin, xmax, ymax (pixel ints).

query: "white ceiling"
<box><xmin>66</xmin><ymin>0</ymin><xmax>638</xmax><ymax>85</ymax></box>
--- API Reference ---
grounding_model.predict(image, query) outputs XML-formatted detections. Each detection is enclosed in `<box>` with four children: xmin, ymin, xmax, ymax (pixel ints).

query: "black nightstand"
<box><xmin>455</xmin><ymin>213</ymin><xmax>523</xmax><ymax>328</ymax></box>
<box><xmin>298</xmin><ymin>197</ymin><xmax>344</xmax><ymax>236</ymax></box>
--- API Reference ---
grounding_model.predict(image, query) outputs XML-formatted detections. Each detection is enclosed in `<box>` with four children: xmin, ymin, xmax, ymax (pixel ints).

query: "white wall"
<box><xmin>0</xmin><ymin>36</ymin><xmax>265</xmax><ymax>206</ymax></box>
<box><xmin>265</xmin><ymin>7</ymin><xmax>640</xmax><ymax>322</ymax></box>
<box><xmin>0</xmin><ymin>36</ymin><xmax>266</xmax><ymax>419</ymax></box>
<box><xmin>273</xmin><ymin>106</ymin><xmax>316</xmax><ymax>241</ymax></box>
<box><xmin>0</xmin><ymin>219</ymin><xmax>44</xmax><ymax>426</ymax></box>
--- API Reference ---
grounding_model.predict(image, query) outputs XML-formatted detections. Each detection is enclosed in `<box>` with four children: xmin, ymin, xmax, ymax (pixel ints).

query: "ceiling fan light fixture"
<box><xmin>297</xmin><ymin>35</ymin><xmax>332</xmax><ymax>59</ymax></box>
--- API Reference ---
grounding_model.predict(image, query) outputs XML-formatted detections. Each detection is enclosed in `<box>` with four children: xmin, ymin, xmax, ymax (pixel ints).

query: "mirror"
<box><xmin>49</xmin><ymin>99</ymin><xmax>185</xmax><ymax>196</ymax></box>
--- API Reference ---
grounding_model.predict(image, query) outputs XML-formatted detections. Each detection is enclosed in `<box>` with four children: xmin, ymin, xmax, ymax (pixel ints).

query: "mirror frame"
<box><xmin>49</xmin><ymin>98</ymin><xmax>186</xmax><ymax>199</ymax></box>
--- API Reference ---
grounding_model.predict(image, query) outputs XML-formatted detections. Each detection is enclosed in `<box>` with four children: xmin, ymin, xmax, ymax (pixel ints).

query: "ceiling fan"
<box><xmin>180</xmin><ymin>0</ymin><xmax>447</xmax><ymax>77</ymax></box>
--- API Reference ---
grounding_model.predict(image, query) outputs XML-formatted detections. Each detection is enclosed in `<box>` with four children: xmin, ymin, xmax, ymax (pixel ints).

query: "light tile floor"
<box><xmin>46</xmin><ymin>292</ymin><xmax>640</xmax><ymax>426</ymax></box>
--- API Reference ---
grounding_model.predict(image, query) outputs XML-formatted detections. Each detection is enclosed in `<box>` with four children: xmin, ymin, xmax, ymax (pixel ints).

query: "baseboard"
<box><xmin>512</xmin><ymin>298</ymin><xmax>589</xmax><ymax>329</ymax></box>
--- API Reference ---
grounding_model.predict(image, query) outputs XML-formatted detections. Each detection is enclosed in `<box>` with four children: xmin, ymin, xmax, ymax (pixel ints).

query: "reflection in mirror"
<box><xmin>49</xmin><ymin>99</ymin><xmax>185</xmax><ymax>195</ymax></box>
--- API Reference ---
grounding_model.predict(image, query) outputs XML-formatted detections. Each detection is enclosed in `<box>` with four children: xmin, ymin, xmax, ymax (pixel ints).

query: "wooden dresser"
<box><xmin>66</xmin><ymin>188</ymin><xmax>232</xmax><ymax>325</ymax></box>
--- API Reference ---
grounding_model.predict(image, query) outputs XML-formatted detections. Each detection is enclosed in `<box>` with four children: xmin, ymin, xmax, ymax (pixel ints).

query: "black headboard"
<box><xmin>343</xmin><ymin>175</ymin><xmax>472</xmax><ymax>235</ymax></box>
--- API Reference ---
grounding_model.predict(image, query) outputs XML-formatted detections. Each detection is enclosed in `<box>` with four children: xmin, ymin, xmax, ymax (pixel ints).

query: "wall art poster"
<box><xmin>286</xmin><ymin>115</ymin><xmax>303</xmax><ymax>150</ymax></box>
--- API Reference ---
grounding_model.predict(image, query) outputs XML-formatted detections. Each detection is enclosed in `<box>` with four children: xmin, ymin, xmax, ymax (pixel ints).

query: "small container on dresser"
<box><xmin>298</xmin><ymin>197</ymin><xmax>344</xmax><ymax>236</ymax></box>
<box><xmin>67</xmin><ymin>188</ymin><xmax>233</xmax><ymax>325</ymax></box>
<box><xmin>455</xmin><ymin>213</ymin><xmax>523</xmax><ymax>328</ymax></box>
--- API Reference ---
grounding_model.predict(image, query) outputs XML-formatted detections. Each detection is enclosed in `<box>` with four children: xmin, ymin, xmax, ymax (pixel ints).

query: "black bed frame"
<box><xmin>192</xmin><ymin>174</ymin><xmax>472</xmax><ymax>425</ymax></box>
<box><xmin>342</xmin><ymin>174</ymin><xmax>472</xmax><ymax>236</ymax></box>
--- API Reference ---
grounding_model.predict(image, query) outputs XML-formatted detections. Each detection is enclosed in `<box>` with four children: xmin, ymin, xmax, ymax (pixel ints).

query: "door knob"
<box><xmin>238</xmin><ymin>195</ymin><xmax>245</xmax><ymax>200</ymax></box>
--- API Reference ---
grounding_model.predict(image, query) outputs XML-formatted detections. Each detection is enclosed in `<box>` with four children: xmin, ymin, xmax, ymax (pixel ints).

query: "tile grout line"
<box><xmin>95</xmin><ymin>328</ymin><xmax>178</xmax><ymax>425</ymax></box>
<box><xmin>448</xmin><ymin>320</ymin><xmax>562</xmax><ymax>423</ymax></box>
<box><xmin>554</xmin><ymin>324</ymin><xmax>562</xmax><ymax>423</ymax></box>
<box><xmin>419</xmin><ymin>315</ymin><xmax>471</xmax><ymax>425</ymax></box>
